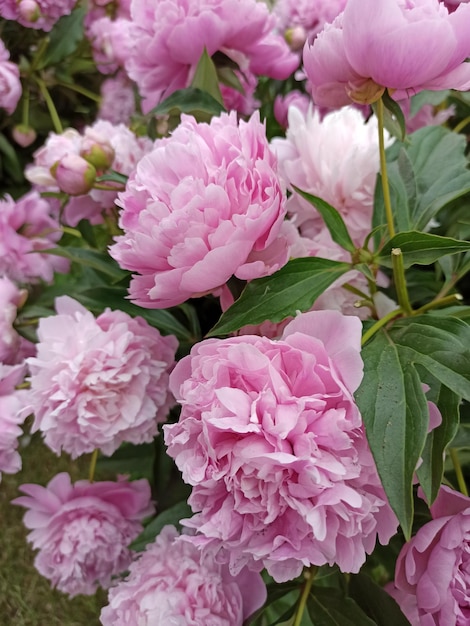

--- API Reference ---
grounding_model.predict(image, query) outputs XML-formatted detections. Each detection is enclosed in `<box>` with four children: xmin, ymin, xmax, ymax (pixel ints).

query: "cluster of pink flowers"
<box><xmin>303</xmin><ymin>0</ymin><xmax>470</xmax><ymax>107</ymax></box>
<box><xmin>98</xmin><ymin>74</ymin><xmax>136</xmax><ymax>125</ymax></box>
<box><xmin>0</xmin><ymin>0</ymin><xmax>77</xmax><ymax>31</ymax></box>
<box><xmin>0</xmin><ymin>276</ymin><xmax>34</xmax><ymax>364</ymax></box>
<box><xmin>0</xmin><ymin>191</ymin><xmax>68</xmax><ymax>283</ymax></box>
<box><xmin>100</xmin><ymin>525</ymin><xmax>267</xmax><ymax>625</ymax></box>
<box><xmin>0</xmin><ymin>39</ymin><xmax>21</xmax><ymax>114</ymax></box>
<box><xmin>27</xmin><ymin>296</ymin><xmax>178</xmax><ymax>458</ymax></box>
<box><xmin>165</xmin><ymin>311</ymin><xmax>398</xmax><ymax>582</ymax></box>
<box><xmin>110</xmin><ymin>111</ymin><xmax>289</xmax><ymax>309</ymax></box>
<box><xmin>14</xmin><ymin>473</ymin><xmax>154</xmax><ymax>596</ymax></box>
<box><xmin>124</xmin><ymin>0</ymin><xmax>298</xmax><ymax>113</ymax></box>
<box><xmin>388</xmin><ymin>486</ymin><xmax>470</xmax><ymax>625</ymax></box>
<box><xmin>0</xmin><ymin>363</ymin><xmax>30</xmax><ymax>481</ymax></box>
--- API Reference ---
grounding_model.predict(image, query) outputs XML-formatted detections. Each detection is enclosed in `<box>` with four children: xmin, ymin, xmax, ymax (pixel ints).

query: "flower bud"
<box><xmin>18</xmin><ymin>0</ymin><xmax>40</xmax><ymax>23</ymax></box>
<box><xmin>51</xmin><ymin>154</ymin><xmax>97</xmax><ymax>196</ymax></box>
<box><xmin>12</xmin><ymin>124</ymin><xmax>37</xmax><ymax>148</ymax></box>
<box><xmin>80</xmin><ymin>137</ymin><xmax>115</xmax><ymax>172</ymax></box>
<box><xmin>285</xmin><ymin>26</ymin><xmax>307</xmax><ymax>52</ymax></box>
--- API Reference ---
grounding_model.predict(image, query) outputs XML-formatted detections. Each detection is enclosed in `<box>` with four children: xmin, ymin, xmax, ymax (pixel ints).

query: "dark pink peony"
<box><xmin>388</xmin><ymin>486</ymin><xmax>470</xmax><ymax>626</ymax></box>
<box><xmin>303</xmin><ymin>0</ymin><xmax>470</xmax><ymax>108</ymax></box>
<box><xmin>165</xmin><ymin>310</ymin><xmax>398</xmax><ymax>582</ymax></box>
<box><xmin>100</xmin><ymin>525</ymin><xmax>267</xmax><ymax>625</ymax></box>
<box><xmin>13</xmin><ymin>473</ymin><xmax>154</xmax><ymax>596</ymax></box>
<box><xmin>110</xmin><ymin>111</ymin><xmax>289</xmax><ymax>309</ymax></box>
<box><xmin>27</xmin><ymin>296</ymin><xmax>178</xmax><ymax>458</ymax></box>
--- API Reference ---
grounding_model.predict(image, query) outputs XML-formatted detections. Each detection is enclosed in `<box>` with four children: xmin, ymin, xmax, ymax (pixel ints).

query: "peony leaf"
<box><xmin>382</xmin><ymin>89</ymin><xmax>406</xmax><ymax>142</ymax></box>
<box><xmin>208</xmin><ymin>258</ymin><xmax>350</xmax><ymax>336</ymax></box>
<box><xmin>292</xmin><ymin>187</ymin><xmax>356</xmax><ymax>253</ymax></box>
<box><xmin>307</xmin><ymin>588</ymin><xmax>375</xmax><ymax>625</ymax></box>
<box><xmin>191</xmin><ymin>48</ymin><xmax>224</xmax><ymax>105</ymax></box>
<box><xmin>348</xmin><ymin>573</ymin><xmax>412</xmax><ymax>626</ymax></box>
<box><xmin>150</xmin><ymin>87</ymin><xmax>225</xmax><ymax>122</ymax></box>
<box><xmin>39</xmin><ymin>5</ymin><xmax>86</xmax><ymax>68</ymax></box>
<box><xmin>42</xmin><ymin>246</ymin><xmax>129</xmax><ymax>282</ymax></box>
<box><xmin>376</xmin><ymin>231</ymin><xmax>470</xmax><ymax>268</ymax></box>
<box><xmin>129</xmin><ymin>501</ymin><xmax>192</xmax><ymax>552</ymax></box>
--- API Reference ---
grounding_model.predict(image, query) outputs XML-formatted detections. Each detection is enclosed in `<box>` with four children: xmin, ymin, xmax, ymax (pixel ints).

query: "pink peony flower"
<box><xmin>388</xmin><ymin>486</ymin><xmax>470</xmax><ymax>625</ymax></box>
<box><xmin>125</xmin><ymin>0</ymin><xmax>298</xmax><ymax>113</ymax></box>
<box><xmin>13</xmin><ymin>473</ymin><xmax>154</xmax><ymax>596</ymax></box>
<box><xmin>164</xmin><ymin>310</ymin><xmax>398</xmax><ymax>582</ymax></box>
<box><xmin>100</xmin><ymin>525</ymin><xmax>267</xmax><ymax>625</ymax></box>
<box><xmin>86</xmin><ymin>16</ymin><xmax>133</xmax><ymax>75</ymax></box>
<box><xmin>0</xmin><ymin>191</ymin><xmax>68</xmax><ymax>283</ymax></box>
<box><xmin>110</xmin><ymin>111</ymin><xmax>289</xmax><ymax>309</ymax></box>
<box><xmin>27</xmin><ymin>296</ymin><xmax>177</xmax><ymax>458</ymax></box>
<box><xmin>0</xmin><ymin>39</ymin><xmax>21</xmax><ymax>114</ymax></box>
<box><xmin>303</xmin><ymin>0</ymin><xmax>470</xmax><ymax>108</ymax></box>
<box><xmin>98</xmin><ymin>74</ymin><xmax>136</xmax><ymax>125</ymax></box>
<box><xmin>0</xmin><ymin>363</ymin><xmax>30</xmax><ymax>481</ymax></box>
<box><xmin>219</xmin><ymin>69</ymin><xmax>260</xmax><ymax>116</ymax></box>
<box><xmin>0</xmin><ymin>0</ymin><xmax>77</xmax><ymax>31</ymax></box>
<box><xmin>273</xmin><ymin>91</ymin><xmax>311</xmax><ymax>129</ymax></box>
<box><xmin>0</xmin><ymin>276</ymin><xmax>34</xmax><ymax>365</ymax></box>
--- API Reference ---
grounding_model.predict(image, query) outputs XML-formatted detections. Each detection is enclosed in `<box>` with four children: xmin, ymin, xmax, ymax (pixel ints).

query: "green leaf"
<box><xmin>130</xmin><ymin>501</ymin><xmax>192</xmax><ymax>552</ymax></box>
<box><xmin>95</xmin><ymin>170</ymin><xmax>129</xmax><ymax>185</ymax></box>
<box><xmin>39</xmin><ymin>5</ymin><xmax>86</xmax><ymax>67</ymax></box>
<box><xmin>0</xmin><ymin>133</ymin><xmax>23</xmax><ymax>183</ymax></box>
<box><xmin>307</xmin><ymin>588</ymin><xmax>375</xmax><ymax>626</ymax></box>
<box><xmin>382</xmin><ymin>89</ymin><xmax>406</xmax><ymax>142</ymax></box>
<box><xmin>208</xmin><ymin>258</ymin><xmax>350</xmax><ymax>336</ymax></box>
<box><xmin>191</xmin><ymin>48</ymin><xmax>224</xmax><ymax>105</ymax></box>
<box><xmin>248</xmin><ymin>582</ymin><xmax>301</xmax><ymax>625</ymax></box>
<box><xmin>150</xmin><ymin>87</ymin><xmax>225</xmax><ymax>122</ymax></box>
<box><xmin>43</xmin><ymin>247</ymin><xmax>129</xmax><ymax>282</ymax></box>
<box><xmin>355</xmin><ymin>335</ymin><xmax>430</xmax><ymax>539</ymax></box>
<box><xmin>96</xmin><ymin>442</ymin><xmax>155</xmax><ymax>480</ymax></box>
<box><xmin>377</xmin><ymin>231</ymin><xmax>470</xmax><ymax>268</ymax></box>
<box><xmin>216</xmin><ymin>66</ymin><xmax>245</xmax><ymax>94</ymax></box>
<box><xmin>348</xmin><ymin>572</ymin><xmax>412</xmax><ymax>626</ymax></box>
<box><xmin>292</xmin><ymin>187</ymin><xmax>356</xmax><ymax>253</ymax></box>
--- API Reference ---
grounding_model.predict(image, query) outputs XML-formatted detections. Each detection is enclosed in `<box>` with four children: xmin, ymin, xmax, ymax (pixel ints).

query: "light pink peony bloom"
<box><xmin>0</xmin><ymin>276</ymin><xmax>34</xmax><ymax>365</ymax></box>
<box><xmin>110</xmin><ymin>111</ymin><xmax>289</xmax><ymax>309</ymax></box>
<box><xmin>0</xmin><ymin>0</ymin><xmax>77</xmax><ymax>31</ymax></box>
<box><xmin>100</xmin><ymin>525</ymin><xmax>267</xmax><ymax>625</ymax></box>
<box><xmin>98</xmin><ymin>74</ymin><xmax>136</xmax><ymax>125</ymax></box>
<box><xmin>13</xmin><ymin>473</ymin><xmax>154</xmax><ymax>596</ymax></box>
<box><xmin>27</xmin><ymin>296</ymin><xmax>177</xmax><ymax>458</ymax></box>
<box><xmin>164</xmin><ymin>310</ymin><xmax>398</xmax><ymax>582</ymax></box>
<box><xmin>86</xmin><ymin>16</ymin><xmax>133</xmax><ymax>75</ymax></box>
<box><xmin>0</xmin><ymin>191</ymin><xmax>68</xmax><ymax>283</ymax></box>
<box><xmin>0</xmin><ymin>363</ymin><xmax>30</xmax><ymax>481</ymax></box>
<box><xmin>303</xmin><ymin>0</ymin><xmax>470</xmax><ymax>108</ymax></box>
<box><xmin>125</xmin><ymin>0</ymin><xmax>298</xmax><ymax>113</ymax></box>
<box><xmin>274</xmin><ymin>0</ymin><xmax>347</xmax><ymax>49</ymax></box>
<box><xmin>0</xmin><ymin>39</ymin><xmax>21</xmax><ymax>114</ymax></box>
<box><xmin>388</xmin><ymin>486</ymin><xmax>470</xmax><ymax>625</ymax></box>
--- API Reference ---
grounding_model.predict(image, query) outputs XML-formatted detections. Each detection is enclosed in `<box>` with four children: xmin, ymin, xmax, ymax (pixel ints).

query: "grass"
<box><xmin>0</xmin><ymin>432</ymin><xmax>107</xmax><ymax>626</ymax></box>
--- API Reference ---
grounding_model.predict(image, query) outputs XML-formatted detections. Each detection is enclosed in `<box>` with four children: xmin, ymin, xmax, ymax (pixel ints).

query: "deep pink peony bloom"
<box><xmin>0</xmin><ymin>363</ymin><xmax>29</xmax><ymax>481</ymax></box>
<box><xmin>13</xmin><ymin>473</ymin><xmax>154</xmax><ymax>596</ymax></box>
<box><xmin>110</xmin><ymin>111</ymin><xmax>289</xmax><ymax>309</ymax></box>
<box><xmin>0</xmin><ymin>39</ymin><xmax>21</xmax><ymax>114</ymax></box>
<box><xmin>27</xmin><ymin>296</ymin><xmax>178</xmax><ymax>458</ymax></box>
<box><xmin>100</xmin><ymin>525</ymin><xmax>267</xmax><ymax>625</ymax></box>
<box><xmin>0</xmin><ymin>0</ymin><xmax>77</xmax><ymax>31</ymax></box>
<box><xmin>303</xmin><ymin>0</ymin><xmax>470</xmax><ymax>108</ymax></box>
<box><xmin>388</xmin><ymin>486</ymin><xmax>470</xmax><ymax>625</ymax></box>
<box><xmin>164</xmin><ymin>310</ymin><xmax>398</xmax><ymax>582</ymax></box>
<box><xmin>0</xmin><ymin>276</ymin><xmax>34</xmax><ymax>365</ymax></box>
<box><xmin>98</xmin><ymin>74</ymin><xmax>136</xmax><ymax>125</ymax></box>
<box><xmin>0</xmin><ymin>191</ymin><xmax>68</xmax><ymax>283</ymax></box>
<box><xmin>125</xmin><ymin>0</ymin><xmax>298</xmax><ymax>113</ymax></box>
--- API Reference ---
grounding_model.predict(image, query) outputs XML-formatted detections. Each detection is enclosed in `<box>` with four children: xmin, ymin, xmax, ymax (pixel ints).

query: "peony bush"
<box><xmin>1</xmin><ymin>0</ymin><xmax>470</xmax><ymax>624</ymax></box>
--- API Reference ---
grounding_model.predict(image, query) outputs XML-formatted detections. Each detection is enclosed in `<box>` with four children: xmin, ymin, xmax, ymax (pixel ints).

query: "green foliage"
<box><xmin>377</xmin><ymin>231</ymin><xmax>470</xmax><ymax>268</ymax></box>
<box><xmin>307</xmin><ymin>588</ymin><xmax>375</xmax><ymax>626</ymax></box>
<box><xmin>150</xmin><ymin>87</ymin><xmax>226</xmax><ymax>123</ymax></box>
<box><xmin>39</xmin><ymin>5</ymin><xmax>87</xmax><ymax>68</ymax></box>
<box><xmin>130</xmin><ymin>501</ymin><xmax>192</xmax><ymax>552</ymax></box>
<box><xmin>348</xmin><ymin>573</ymin><xmax>412</xmax><ymax>626</ymax></box>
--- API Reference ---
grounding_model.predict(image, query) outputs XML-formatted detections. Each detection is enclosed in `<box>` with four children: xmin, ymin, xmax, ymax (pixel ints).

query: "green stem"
<box><xmin>361</xmin><ymin>308</ymin><xmax>402</xmax><ymax>346</ymax></box>
<box><xmin>414</xmin><ymin>293</ymin><xmax>463</xmax><ymax>315</ymax></box>
<box><xmin>22</xmin><ymin>86</ymin><xmax>30</xmax><ymax>127</ymax></box>
<box><xmin>88</xmin><ymin>449</ymin><xmax>99</xmax><ymax>483</ymax></box>
<box><xmin>92</xmin><ymin>183</ymin><xmax>125</xmax><ymax>191</ymax></box>
<box><xmin>55</xmin><ymin>80</ymin><xmax>102</xmax><ymax>103</ymax></box>
<box><xmin>376</xmin><ymin>97</ymin><xmax>395</xmax><ymax>239</ymax></box>
<box><xmin>29</xmin><ymin>37</ymin><xmax>50</xmax><ymax>73</ymax></box>
<box><xmin>391</xmin><ymin>248</ymin><xmax>412</xmax><ymax>315</ymax></box>
<box><xmin>293</xmin><ymin>567</ymin><xmax>316</xmax><ymax>626</ymax></box>
<box><xmin>450</xmin><ymin>448</ymin><xmax>468</xmax><ymax>496</ymax></box>
<box><xmin>36</xmin><ymin>78</ymin><xmax>63</xmax><ymax>133</ymax></box>
<box><xmin>453</xmin><ymin>115</ymin><xmax>470</xmax><ymax>135</ymax></box>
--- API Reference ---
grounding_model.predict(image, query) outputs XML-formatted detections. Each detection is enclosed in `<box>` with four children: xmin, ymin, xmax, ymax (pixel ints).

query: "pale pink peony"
<box><xmin>27</xmin><ymin>296</ymin><xmax>178</xmax><ymax>458</ymax></box>
<box><xmin>100</xmin><ymin>525</ymin><xmax>267</xmax><ymax>625</ymax></box>
<box><xmin>110</xmin><ymin>111</ymin><xmax>289</xmax><ymax>309</ymax></box>
<box><xmin>0</xmin><ymin>39</ymin><xmax>21</xmax><ymax>114</ymax></box>
<box><xmin>86</xmin><ymin>16</ymin><xmax>133</xmax><ymax>75</ymax></box>
<box><xmin>0</xmin><ymin>0</ymin><xmax>77</xmax><ymax>31</ymax></box>
<box><xmin>125</xmin><ymin>0</ymin><xmax>298</xmax><ymax>113</ymax></box>
<box><xmin>98</xmin><ymin>74</ymin><xmax>136</xmax><ymax>125</ymax></box>
<box><xmin>0</xmin><ymin>191</ymin><xmax>68</xmax><ymax>283</ymax></box>
<box><xmin>0</xmin><ymin>363</ymin><xmax>30</xmax><ymax>481</ymax></box>
<box><xmin>164</xmin><ymin>310</ymin><xmax>398</xmax><ymax>582</ymax></box>
<box><xmin>0</xmin><ymin>276</ymin><xmax>34</xmax><ymax>364</ymax></box>
<box><xmin>303</xmin><ymin>0</ymin><xmax>470</xmax><ymax>108</ymax></box>
<box><xmin>388</xmin><ymin>486</ymin><xmax>470</xmax><ymax>625</ymax></box>
<box><xmin>13</xmin><ymin>473</ymin><xmax>154</xmax><ymax>596</ymax></box>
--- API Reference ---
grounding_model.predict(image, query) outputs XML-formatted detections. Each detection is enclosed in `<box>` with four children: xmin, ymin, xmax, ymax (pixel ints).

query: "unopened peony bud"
<box><xmin>285</xmin><ymin>26</ymin><xmax>307</xmax><ymax>52</ymax></box>
<box><xmin>51</xmin><ymin>154</ymin><xmax>97</xmax><ymax>195</ymax></box>
<box><xmin>12</xmin><ymin>124</ymin><xmax>37</xmax><ymax>148</ymax></box>
<box><xmin>80</xmin><ymin>137</ymin><xmax>115</xmax><ymax>171</ymax></box>
<box><xmin>18</xmin><ymin>0</ymin><xmax>40</xmax><ymax>23</ymax></box>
